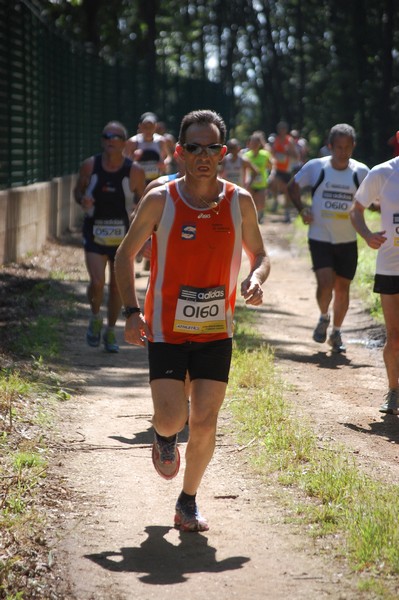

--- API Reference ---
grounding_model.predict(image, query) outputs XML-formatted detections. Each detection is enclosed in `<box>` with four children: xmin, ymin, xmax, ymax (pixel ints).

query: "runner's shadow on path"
<box><xmin>85</xmin><ymin>525</ymin><xmax>250</xmax><ymax>584</ymax></box>
<box><xmin>109</xmin><ymin>423</ymin><xmax>189</xmax><ymax>446</ymax></box>
<box><xmin>343</xmin><ymin>416</ymin><xmax>399</xmax><ymax>444</ymax></box>
<box><xmin>272</xmin><ymin>348</ymin><xmax>371</xmax><ymax>370</ymax></box>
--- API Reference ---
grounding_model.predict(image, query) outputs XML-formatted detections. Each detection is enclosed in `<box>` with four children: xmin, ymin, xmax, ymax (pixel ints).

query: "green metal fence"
<box><xmin>0</xmin><ymin>0</ymin><xmax>229</xmax><ymax>190</ymax></box>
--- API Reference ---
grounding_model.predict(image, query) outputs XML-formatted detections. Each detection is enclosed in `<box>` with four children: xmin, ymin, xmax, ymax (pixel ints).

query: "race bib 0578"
<box><xmin>93</xmin><ymin>219</ymin><xmax>126</xmax><ymax>246</ymax></box>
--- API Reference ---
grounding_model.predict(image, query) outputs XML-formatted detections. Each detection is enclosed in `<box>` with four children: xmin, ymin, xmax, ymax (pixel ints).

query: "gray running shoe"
<box><xmin>379</xmin><ymin>389</ymin><xmax>399</xmax><ymax>415</ymax></box>
<box><xmin>152</xmin><ymin>432</ymin><xmax>180</xmax><ymax>480</ymax></box>
<box><xmin>86</xmin><ymin>316</ymin><xmax>103</xmax><ymax>347</ymax></box>
<box><xmin>312</xmin><ymin>315</ymin><xmax>330</xmax><ymax>343</ymax></box>
<box><xmin>328</xmin><ymin>330</ymin><xmax>346</xmax><ymax>353</ymax></box>
<box><xmin>174</xmin><ymin>500</ymin><xmax>209</xmax><ymax>532</ymax></box>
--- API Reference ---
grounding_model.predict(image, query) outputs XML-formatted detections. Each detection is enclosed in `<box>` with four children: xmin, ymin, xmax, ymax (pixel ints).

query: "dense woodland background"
<box><xmin>25</xmin><ymin>0</ymin><xmax>399</xmax><ymax>164</ymax></box>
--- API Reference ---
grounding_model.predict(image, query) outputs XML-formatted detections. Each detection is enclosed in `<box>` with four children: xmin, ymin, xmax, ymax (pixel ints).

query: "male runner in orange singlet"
<box><xmin>115</xmin><ymin>109</ymin><xmax>270</xmax><ymax>532</ymax></box>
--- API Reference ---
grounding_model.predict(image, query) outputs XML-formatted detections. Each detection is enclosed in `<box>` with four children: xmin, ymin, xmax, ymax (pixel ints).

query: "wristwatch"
<box><xmin>122</xmin><ymin>306</ymin><xmax>141</xmax><ymax>318</ymax></box>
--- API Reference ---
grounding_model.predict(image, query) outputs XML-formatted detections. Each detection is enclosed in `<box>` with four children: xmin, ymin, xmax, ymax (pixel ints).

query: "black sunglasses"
<box><xmin>183</xmin><ymin>143</ymin><xmax>224</xmax><ymax>156</ymax></box>
<box><xmin>102</xmin><ymin>132</ymin><xmax>125</xmax><ymax>140</ymax></box>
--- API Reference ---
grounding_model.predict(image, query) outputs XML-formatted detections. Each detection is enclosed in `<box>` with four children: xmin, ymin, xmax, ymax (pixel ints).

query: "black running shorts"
<box><xmin>148</xmin><ymin>338</ymin><xmax>233</xmax><ymax>383</ymax></box>
<box><xmin>373</xmin><ymin>274</ymin><xmax>399</xmax><ymax>295</ymax></box>
<box><xmin>308</xmin><ymin>239</ymin><xmax>357</xmax><ymax>280</ymax></box>
<box><xmin>274</xmin><ymin>170</ymin><xmax>292</xmax><ymax>184</ymax></box>
<box><xmin>82</xmin><ymin>218</ymin><xmax>119</xmax><ymax>260</ymax></box>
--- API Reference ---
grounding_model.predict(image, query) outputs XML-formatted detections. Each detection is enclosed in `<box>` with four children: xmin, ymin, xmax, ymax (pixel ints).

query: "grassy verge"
<box><xmin>227</xmin><ymin>308</ymin><xmax>398</xmax><ymax>599</ymax></box>
<box><xmin>0</xmin><ymin>274</ymin><xmax>74</xmax><ymax>599</ymax></box>
<box><xmin>0</xmin><ymin>216</ymin><xmax>388</xmax><ymax>596</ymax></box>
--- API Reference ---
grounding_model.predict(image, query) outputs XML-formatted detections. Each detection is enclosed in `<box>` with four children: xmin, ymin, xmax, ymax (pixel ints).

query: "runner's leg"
<box><xmin>85</xmin><ymin>252</ymin><xmax>108</xmax><ymax>315</ymax></box>
<box><xmin>182</xmin><ymin>378</ymin><xmax>227</xmax><ymax>495</ymax></box>
<box><xmin>332</xmin><ymin>275</ymin><xmax>351</xmax><ymax>328</ymax></box>
<box><xmin>151</xmin><ymin>379</ymin><xmax>189</xmax><ymax>437</ymax></box>
<box><xmin>380</xmin><ymin>294</ymin><xmax>399</xmax><ymax>389</ymax></box>
<box><xmin>314</xmin><ymin>267</ymin><xmax>335</xmax><ymax>315</ymax></box>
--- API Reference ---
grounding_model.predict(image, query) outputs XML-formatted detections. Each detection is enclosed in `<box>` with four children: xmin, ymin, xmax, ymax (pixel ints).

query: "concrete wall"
<box><xmin>0</xmin><ymin>174</ymin><xmax>80</xmax><ymax>265</ymax></box>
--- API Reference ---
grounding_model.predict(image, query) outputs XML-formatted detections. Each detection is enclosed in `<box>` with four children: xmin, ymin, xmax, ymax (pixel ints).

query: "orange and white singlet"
<box><xmin>144</xmin><ymin>180</ymin><xmax>243</xmax><ymax>343</ymax></box>
<box><xmin>273</xmin><ymin>135</ymin><xmax>292</xmax><ymax>172</ymax></box>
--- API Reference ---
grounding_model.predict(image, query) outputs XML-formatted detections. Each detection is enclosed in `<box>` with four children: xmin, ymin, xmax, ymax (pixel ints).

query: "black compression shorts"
<box><xmin>148</xmin><ymin>338</ymin><xmax>233</xmax><ymax>383</ymax></box>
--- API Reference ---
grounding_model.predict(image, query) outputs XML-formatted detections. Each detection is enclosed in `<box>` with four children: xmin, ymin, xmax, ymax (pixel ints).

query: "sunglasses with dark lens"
<box><xmin>183</xmin><ymin>143</ymin><xmax>224</xmax><ymax>156</ymax></box>
<box><xmin>102</xmin><ymin>132</ymin><xmax>125</xmax><ymax>140</ymax></box>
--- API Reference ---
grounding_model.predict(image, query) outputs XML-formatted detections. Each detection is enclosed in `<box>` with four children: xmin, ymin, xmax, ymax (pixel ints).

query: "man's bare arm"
<box><xmin>350</xmin><ymin>201</ymin><xmax>387</xmax><ymax>250</ymax></box>
<box><xmin>73</xmin><ymin>157</ymin><xmax>95</xmax><ymax>212</ymax></box>
<box><xmin>287</xmin><ymin>178</ymin><xmax>313</xmax><ymax>223</ymax></box>
<box><xmin>239</xmin><ymin>190</ymin><xmax>270</xmax><ymax>305</ymax></box>
<box><xmin>114</xmin><ymin>189</ymin><xmax>165</xmax><ymax>345</ymax></box>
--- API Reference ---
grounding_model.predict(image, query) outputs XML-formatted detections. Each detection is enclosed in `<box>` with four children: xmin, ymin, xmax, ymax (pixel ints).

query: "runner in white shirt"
<box><xmin>287</xmin><ymin>123</ymin><xmax>369</xmax><ymax>352</ymax></box>
<box><xmin>124</xmin><ymin>112</ymin><xmax>168</xmax><ymax>186</ymax></box>
<box><xmin>350</xmin><ymin>157</ymin><xmax>399</xmax><ymax>414</ymax></box>
<box><xmin>220</xmin><ymin>138</ymin><xmax>257</xmax><ymax>188</ymax></box>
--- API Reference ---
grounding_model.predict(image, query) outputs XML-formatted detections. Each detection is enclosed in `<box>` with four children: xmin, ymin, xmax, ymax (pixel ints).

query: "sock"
<box><xmin>332</xmin><ymin>326</ymin><xmax>340</xmax><ymax>334</ymax></box>
<box><xmin>178</xmin><ymin>490</ymin><xmax>196</xmax><ymax>505</ymax></box>
<box><xmin>320</xmin><ymin>312</ymin><xmax>329</xmax><ymax>320</ymax></box>
<box><xmin>155</xmin><ymin>431</ymin><xmax>176</xmax><ymax>443</ymax></box>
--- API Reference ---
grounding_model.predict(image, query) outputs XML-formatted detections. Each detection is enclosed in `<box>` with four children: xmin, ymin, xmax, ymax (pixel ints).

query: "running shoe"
<box><xmin>152</xmin><ymin>432</ymin><xmax>180</xmax><ymax>480</ymax></box>
<box><xmin>174</xmin><ymin>500</ymin><xmax>209</xmax><ymax>532</ymax></box>
<box><xmin>379</xmin><ymin>389</ymin><xmax>399</xmax><ymax>415</ymax></box>
<box><xmin>102</xmin><ymin>329</ymin><xmax>119</xmax><ymax>353</ymax></box>
<box><xmin>86</xmin><ymin>316</ymin><xmax>103</xmax><ymax>347</ymax></box>
<box><xmin>283</xmin><ymin>211</ymin><xmax>291</xmax><ymax>224</ymax></box>
<box><xmin>328</xmin><ymin>330</ymin><xmax>346</xmax><ymax>353</ymax></box>
<box><xmin>312</xmin><ymin>315</ymin><xmax>330</xmax><ymax>343</ymax></box>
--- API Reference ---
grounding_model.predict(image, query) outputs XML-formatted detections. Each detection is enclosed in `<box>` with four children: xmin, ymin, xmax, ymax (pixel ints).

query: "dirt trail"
<box><xmin>47</xmin><ymin>216</ymin><xmax>398</xmax><ymax>599</ymax></box>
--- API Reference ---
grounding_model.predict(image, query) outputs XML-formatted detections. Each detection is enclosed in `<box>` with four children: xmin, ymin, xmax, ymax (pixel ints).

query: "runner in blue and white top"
<box><xmin>287</xmin><ymin>123</ymin><xmax>369</xmax><ymax>353</ymax></box>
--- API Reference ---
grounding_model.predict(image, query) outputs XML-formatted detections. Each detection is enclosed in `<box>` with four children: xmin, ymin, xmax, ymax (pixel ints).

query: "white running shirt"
<box><xmin>355</xmin><ymin>157</ymin><xmax>399</xmax><ymax>276</ymax></box>
<box><xmin>221</xmin><ymin>154</ymin><xmax>245</xmax><ymax>186</ymax></box>
<box><xmin>294</xmin><ymin>156</ymin><xmax>369</xmax><ymax>243</ymax></box>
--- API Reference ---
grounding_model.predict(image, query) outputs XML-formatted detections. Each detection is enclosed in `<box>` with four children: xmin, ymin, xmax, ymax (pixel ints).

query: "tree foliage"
<box><xmin>39</xmin><ymin>0</ymin><xmax>399</xmax><ymax>164</ymax></box>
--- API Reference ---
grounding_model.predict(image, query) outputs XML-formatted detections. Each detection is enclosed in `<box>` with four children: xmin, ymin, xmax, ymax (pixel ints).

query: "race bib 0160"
<box><xmin>173</xmin><ymin>285</ymin><xmax>227</xmax><ymax>334</ymax></box>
